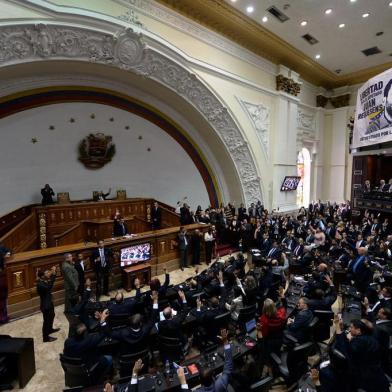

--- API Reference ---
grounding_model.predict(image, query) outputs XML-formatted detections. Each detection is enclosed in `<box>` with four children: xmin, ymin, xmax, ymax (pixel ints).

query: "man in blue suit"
<box><xmin>348</xmin><ymin>247</ymin><xmax>371</xmax><ymax>293</ymax></box>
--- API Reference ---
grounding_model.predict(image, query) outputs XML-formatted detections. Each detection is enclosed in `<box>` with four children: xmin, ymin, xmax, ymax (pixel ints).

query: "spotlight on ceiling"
<box><xmin>389</xmin><ymin>1</ymin><xmax>392</xmax><ymax>6</ymax></box>
<box><xmin>339</xmin><ymin>23</ymin><xmax>346</xmax><ymax>28</ymax></box>
<box><xmin>246</xmin><ymin>5</ymin><xmax>254</xmax><ymax>13</ymax></box>
<box><xmin>315</xmin><ymin>54</ymin><xmax>321</xmax><ymax>59</ymax></box>
<box><xmin>325</xmin><ymin>8</ymin><xmax>332</xmax><ymax>15</ymax></box>
<box><xmin>300</xmin><ymin>20</ymin><xmax>308</xmax><ymax>26</ymax></box>
<box><xmin>350</xmin><ymin>0</ymin><xmax>357</xmax><ymax>3</ymax></box>
<box><xmin>262</xmin><ymin>16</ymin><xmax>268</xmax><ymax>22</ymax></box>
<box><xmin>362</xmin><ymin>13</ymin><xmax>370</xmax><ymax>18</ymax></box>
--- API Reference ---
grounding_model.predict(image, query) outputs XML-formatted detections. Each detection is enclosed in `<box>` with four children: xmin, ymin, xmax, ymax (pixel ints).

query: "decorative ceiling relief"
<box><xmin>237</xmin><ymin>98</ymin><xmax>270</xmax><ymax>158</ymax></box>
<box><xmin>0</xmin><ymin>22</ymin><xmax>263</xmax><ymax>204</ymax></box>
<box><xmin>297</xmin><ymin>107</ymin><xmax>316</xmax><ymax>150</ymax></box>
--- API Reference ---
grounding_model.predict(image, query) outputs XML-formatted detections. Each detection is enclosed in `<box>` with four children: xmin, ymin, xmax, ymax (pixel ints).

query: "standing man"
<box><xmin>37</xmin><ymin>266</ymin><xmax>60</xmax><ymax>342</ymax></box>
<box><xmin>177</xmin><ymin>226</ymin><xmax>189</xmax><ymax>271</ymax></box>
<box><xmin>151</xmin><ymin>201</ymin><xmax>162</xmax><ymax>230</ymax></box>
<box><xmin>74</xmin><ymin>253</ymin><xmax>87</xmax><ymax>295</ymax></box>
<box><xmin>62</xmin><ymin>253</ymin><xmax>79</xmax><ymax>314</ymax></box>
<box><xmin>92</xmin><ymin>240</ymin><xmax>112</xmax><ymax>299</ymax></box>
<box><xmin>113</xmin><ymin>218</ymin><xmax>128</xmax><ymax>237</ymax></box>
<box><xmin>41</xmin><ymin>183</ymin><xmax>55</xmax><ymax>205</ymax></box>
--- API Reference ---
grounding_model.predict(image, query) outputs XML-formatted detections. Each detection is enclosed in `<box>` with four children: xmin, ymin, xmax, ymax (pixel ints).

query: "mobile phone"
<box><xmin>172</xmin><ymin>362</ymin><xmax>180</xmax><ymax>369</ymax></box>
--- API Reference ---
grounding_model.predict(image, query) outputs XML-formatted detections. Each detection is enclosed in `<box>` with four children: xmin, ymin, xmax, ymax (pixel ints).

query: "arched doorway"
<box><xmin>297</xmin><ymin>148</ymin><xmax>311</xmax><ymax>207</ymax></box>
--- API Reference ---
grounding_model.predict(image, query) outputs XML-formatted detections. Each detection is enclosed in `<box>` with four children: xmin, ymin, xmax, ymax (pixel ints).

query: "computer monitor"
<box><xmin>245</xmin><ymin>318</ymin><xmax>256</xmax><ymax>334</ymax></box>
<box><xmin>120</xmin><ymin>242</ymin><xmax>151</xmax><ymax>267</ymax></box>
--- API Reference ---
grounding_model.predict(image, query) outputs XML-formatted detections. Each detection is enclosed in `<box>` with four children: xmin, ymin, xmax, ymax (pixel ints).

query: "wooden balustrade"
<box><xmin>0</xmin><ymin>205</ymin><xmax>34</xmax><ymax>238</ymax></box>
<box><xmin>0</xmin><ymin>213</ymin><xmax>38</xmax><ymax>252</ymax></box>
<box><xmin>5</xmin><ymin>223</ymin><xmax>209</xmax><ymax>318</ymax></box>
<box><xmin>161</xmin><ymin>206</ymin><xmax>180</xmax><ymax>228</ymax></box>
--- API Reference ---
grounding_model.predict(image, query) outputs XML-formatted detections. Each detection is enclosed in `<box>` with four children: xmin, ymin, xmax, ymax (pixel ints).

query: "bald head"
<box><xmin>358</xmin><ymin>247</ymin><xmax>367</xmax><ymax>256</ymax></box>
<box><xmin>318</xmin><ymin>263</ymin><xmax>328</xmax><ymax>273</ymax></box>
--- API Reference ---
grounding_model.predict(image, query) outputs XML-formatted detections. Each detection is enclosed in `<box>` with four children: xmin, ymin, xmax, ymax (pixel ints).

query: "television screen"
<box><xmin>120</xmin><ymin>243</ymin><xmax>151</xmax><ymax>267</ymax></box>
<box><xmin>280</xmin><ymin>176</ymin><xmax>301</xmax><ymax>191</ymax></box>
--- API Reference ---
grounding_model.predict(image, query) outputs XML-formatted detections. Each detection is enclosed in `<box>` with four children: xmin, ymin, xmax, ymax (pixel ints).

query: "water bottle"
<box><xmin>165</xmin><ymin>360</ymin><xmax>170</xmax><ymax>376</ymax></box>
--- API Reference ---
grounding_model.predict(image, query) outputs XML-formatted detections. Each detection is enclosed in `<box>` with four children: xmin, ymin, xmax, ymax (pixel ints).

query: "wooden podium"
<box><xmin>122</xmin><ymin>263</ymin><xmax>151</xmax><ymax>292</ymax></box>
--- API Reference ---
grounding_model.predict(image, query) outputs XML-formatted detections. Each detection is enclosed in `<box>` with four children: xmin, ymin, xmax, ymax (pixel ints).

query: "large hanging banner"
<box><xmin>353</xmin><ymin>68</ymin><xmax>392</xmax><ymax>148</ymax></box>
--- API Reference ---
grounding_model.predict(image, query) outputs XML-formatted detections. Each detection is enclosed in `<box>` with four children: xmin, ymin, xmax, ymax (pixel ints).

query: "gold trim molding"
<box><xmin>156</xmin><ymin>0</ymin><xmax>392</xmax><ymax>89</ymax></box>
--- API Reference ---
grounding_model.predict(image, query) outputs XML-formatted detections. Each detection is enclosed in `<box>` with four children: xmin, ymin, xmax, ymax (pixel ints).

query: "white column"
<box><xmin>272</xmin><ymin>93</ymin><xmax>299</xmax><ymax>211</ymax></box>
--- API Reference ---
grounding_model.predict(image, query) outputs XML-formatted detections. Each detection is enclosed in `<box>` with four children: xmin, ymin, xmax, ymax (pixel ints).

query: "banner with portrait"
<box><xmin>352</xmin><ymin>68</ymin><xmax>392</xmax><ymax>148</ymax></box>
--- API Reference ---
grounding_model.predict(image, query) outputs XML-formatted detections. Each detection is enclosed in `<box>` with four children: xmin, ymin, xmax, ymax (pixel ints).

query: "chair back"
<box><xmin>313</xmin><ymin>310</ymin><xmax>334</xmax><ymax>342</ymax></box>
<box><xmin>59</xmin><ymin>354</ymin><xmax>93</xmax><ymax>388</ymax></box>
<box><xmin>158</xmin><ymin>335</ymin><xmax>184</xmax><ymax>362</ymax></box>
<box><xmin>107</xmin><ymin>313</ymin><xmax>130</xmax><ymax>330</ymax></box>
<box><xmin>238</xmin><ymin>305</ymin><xmax>256</xmax><ymax>324</ymax></box>
<box><xmin>119</xmin><ymin>348</ymin><xmax>150</xmax><ymax>378</ymax></box>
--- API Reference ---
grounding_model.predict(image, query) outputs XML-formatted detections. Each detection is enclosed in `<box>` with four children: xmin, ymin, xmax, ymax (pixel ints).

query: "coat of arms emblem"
<box><xmin>78</xmin><ymin>132</ymin><xmax>116</xmax><ymax>169</ymax></box>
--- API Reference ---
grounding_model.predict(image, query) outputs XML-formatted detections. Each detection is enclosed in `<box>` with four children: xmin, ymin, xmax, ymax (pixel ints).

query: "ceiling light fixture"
<box><xmin>350</xmin><ymin>0</ymin><xmax>357</xmax><ymax>3</ymax></box>
<box><xmin>262</xmin><ymin>16</ymin><xmax>268</xmax><ymax>22</ymax></box>
<box><xmin>339</xmin><ymin>23</ymin><xmax>346</xmax><ymax>28</ymax></box>
<box><xmin>246</xmin><ymin>5</ymin><xmax>254</xmax><ymax>13</ymax></box>
<box><xmin>362</xmin><ymin>13</ymin><xmax>370</xmax><ymax>18</ymax></box>
<box><xmin>325</xmin><ymin>8</ymin><xmax>332</xmax><ymax>15</ymax></box>
<box><xmin>315</xmin><ymin>54</ymin><xmax>321</xmax><ymax>59</ymax></box>
<box><xmin>389</xmin><ymin>1</ymin><xmax>392</xmax><ymax>6</ymax></box>
<box><xmin>300</xmin><ymin>20</ymin><xmax>308</xmax><ymax>26</ymax></box>
<box><xmin>230</xmin><ymin>0</ymin><xmax>237</xmax><ymax>2</ymax></box>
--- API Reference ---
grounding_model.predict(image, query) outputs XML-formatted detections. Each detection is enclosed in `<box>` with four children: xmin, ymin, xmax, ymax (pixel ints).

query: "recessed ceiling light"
<box><xmin>262</xmin><ymin>16</ymin><xmax>268</xmax><ymax>22</ymax></box>
<box><xmin>325</xmin><ymin>8</ymin><xmax>332</xmax><ymax>15</ymax></box>
<box><xmin>339</xmin><ymin>23</ymin><xmax>346</xmax><ymax>28</ymax></box>
<box><xmin>300</xmin><ymin>20</ymin><xmax>308</xmax><ymax>26</ymax></box>
<box><xmin>315</xmin><ymin>54</ymin><xmax>321</xmax><ymax>59</ymax></box>
<box><xmin>362</xmin><ymin>13</ymin><xmax>370</xmax><ymax>18</ymax></box>
<box><xmin>389</xmin><ymin>1</ymin><xmax>392</xmax><ymax>6</ymax></box>
<box><xmin>350</xmin><ymin>0</ymin><xmax>356</xmax><ymax>3</ymax></box>
<box><xmin>230</xmin><ymin>0</ymin><xmax>237</xmax><ymax>2</ymax></box>
<box><xmin>246</xmin><ymin>5</ymin><xmax>254</xmax><ymax>13</ymax></box>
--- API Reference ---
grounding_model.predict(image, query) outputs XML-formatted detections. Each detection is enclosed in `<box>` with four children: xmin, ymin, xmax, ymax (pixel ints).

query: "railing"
<box><xmin>53</xmin><ymin>223</ymin><xmax>83</xmax><ymax>247</ymax></box>
<box><xmin>160</xmin><ymin>206</ymin><xmax>180</xmax><ymax>228</ymax></box>
<box><xmin>0</xmin><ymin>205</ymin><xmax>34</xmax><ymax>238</ymax></box>
<box><xmin>0</xmin><ymin>212</ymin><xmax>38</xmax><ymax>252</ymax></box>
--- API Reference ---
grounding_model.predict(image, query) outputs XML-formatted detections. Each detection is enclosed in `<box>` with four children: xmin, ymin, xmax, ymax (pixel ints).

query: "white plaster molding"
<box><xmin>237</xmin><ymin>97</ymin><xmax>270</xmax><ymax>158</ymax></box>
<box><xmin>9</xmin><ymin>0</ymin><xmax>280</xmax><ymax>99</ymax></box>
<box><xmin>0</xmin><ymin>21</ymin><xmax>263</xmax><ymax>204</ymax></box>
<box><xmin>115</xmin><ymin>0</ymin><xmax>277</xmax><ymax>77</ymax></box>
<box><xmin>297</xmin><ymin>109</ymin><xmax>316</xmax><ymax>132</ymax></box>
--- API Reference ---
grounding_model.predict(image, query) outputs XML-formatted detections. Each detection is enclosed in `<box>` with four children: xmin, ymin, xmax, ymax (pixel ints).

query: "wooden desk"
<box><xmin>0</xmin><ymin>337</ymin><xmax>35</xmax><ymax>388</ymax></box>
<box><xmin>122</xmin><ymin>263</ymin><xmax>151</xmax><ymax>292</ymax></box>
<box><xmin>6</xmin><ymin>223</ymin><xmax>209</xmax><ymax>318</ymax></box>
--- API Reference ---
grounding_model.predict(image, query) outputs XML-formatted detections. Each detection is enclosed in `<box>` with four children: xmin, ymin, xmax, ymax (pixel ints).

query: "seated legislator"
<box><xmin>307</xmin><ymin>274</ymin><xmax>337</xmax><ymax>312</ymax></box>
<box><xmin>108</xmin><ymin>280</ymin><xmax>142</xmax><ymax>315</ymax></box>
<box><xmin>113</xmin><ymin>218</ymin><xmax>129</xmax><ymax>237</ymax></box>
<box><xmin>285</xmin><ymin>297</ymin><xmax>313</xmax><ymax>344</ymax></box>
<box><xmin>63</xmin><ymin>310</ymin><xmax>113</xmax><ymax>382</ymax></box>
<box><xmin>107</xmin><ymin>291</ymin><xmax>159</xmax><ymax>354</ymax></box>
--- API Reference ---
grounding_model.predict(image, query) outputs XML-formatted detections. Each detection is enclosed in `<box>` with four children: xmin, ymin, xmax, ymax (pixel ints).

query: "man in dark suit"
<box><xmin>93</xmin><ymin>188</ymin><xmax>111</xmax><ymax>201</ymax></box>
<box><xmin>108</xmin><ymin>279</ymin><xmax>142</xmax><ymax>315</ymax></box>
<box><xmin>307</xmin><ymin>275</ymin><xmax>337</xmax><ymax>312</ymax></box>
<box><xmin>373</xmin><ymin>307</ymin><xmax>392</xmax><ymax>375</ymax></box>
<box><xmin>92</xmin><ymin>240</ymin><xmax>112</xmax><ymax>299</ymax></box>
<box><xmin>158</xmin><ymin>290</ymin><xmax>189</xmax><ymax>346</ymax></box>
<box><xmin>177</xmin><ymin>226</ymin><xmax>189</xmax><ymax>271</ymax></box>
<box><xmin>41</xmin><ymin>183</ymin><xmax>55</xmax><ymax>205</ymax></box>
<box><xmin>37</xmin><ymin>266</ymin><xmax>60</xmax><ymax>342</ymax></box>
<box><xmin>113</xmin><ymin>218</ymin><xmax>128</xmax><ymax>237</ymax></box>
<box><xmin>151</xmin><ymin>201</ymin><xmax>162</xmax><ymax>230</ymax></box>
<box><xmin>292</xmin><ymin>238</ymin><xmax>305</xmax><ymax>260</ymax></box>
<box><xmin>63</xmin><ymin>309</ymin><xmax>112</xmax><ymax>382</ymax></box>
<box><xmin>260</xmin><ymin>233</ymin><xmax>272</xmax><ymax>255</ymax></box>
<box><xmin>238</xmin><ymin>203</ymin><xmax>247</xmax><ymax>221</ymax></box>
<box><xmin>334</xmin><ymin>317</ymin><xmax>389</xmax><ymax>392</ymax></box>
<box><xmin>197</xmin><ymin>329</ymin><xmax>233</xmax><ymax>392</ymax></box>
<box><xmin>180</xmin><ymin>203</ymin><xmax>191</xmax><ymax>225</ymax></box>
<box><xmin>62</xmin><ymin>253</ymin><xmax>79</xmax><ymax>314</ymax></box>
<box><xmin>286</xmin><ymin>297</ymin><xmax>314</xmax><ymax>343</ymax></box>
<box><xmin>266</xmin><ymin>241</ymin><xmax>281</xmax><ymax>260</ymax></box>
<box><xmin>108</xmin><ymin>291</ymin><xmax>159</xmax><ymax>354</ymax></box>
<box><xmin>74</xmin><ymin>253</ymin><xmax>86</xmax><ymax>295</ymax></box>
